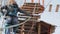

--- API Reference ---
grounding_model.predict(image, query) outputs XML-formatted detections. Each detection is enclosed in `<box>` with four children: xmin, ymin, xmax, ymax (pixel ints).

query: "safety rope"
<box><xmin>0</xmin><ymin>0</ymin><xmax>7</xmax><ymax>34</ymax></box>
<box><xmin>27</xmin><ymin>3</ymin><xmax>37</xmax><ymax>34</ymax></box>
<box><xmin>0</xmin><ymin>16</ymin><xmax>31</xmax><ymax>29</ymax></box>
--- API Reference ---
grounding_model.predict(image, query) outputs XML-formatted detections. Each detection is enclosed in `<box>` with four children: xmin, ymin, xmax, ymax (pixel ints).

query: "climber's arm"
<box><xmin>18</xmin><ymin>8</ymin><xmax>31</xmax><ymax>16</ymax></box>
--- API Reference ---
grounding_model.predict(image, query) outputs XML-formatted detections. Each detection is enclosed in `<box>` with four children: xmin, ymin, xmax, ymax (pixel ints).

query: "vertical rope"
<box><xmin>21</xmin><ymin>24</ymin><xmax>25</xmax><ymax>34</ymax></box>
<box><xmin>27</xmin><ymin>3</ymin><xmax>37</xmax><ymax>34</ymax></box>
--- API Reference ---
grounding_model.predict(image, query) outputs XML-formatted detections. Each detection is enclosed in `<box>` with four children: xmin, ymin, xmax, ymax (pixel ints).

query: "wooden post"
<box><xmin>48</xmin><ymin>26</ymin><xmax>52</xmax><ymax>34</ymax></box>
<box><xmin>50</xmin><ymin>29</ymin><xmax>52</xmax><ymax>34</ymax></box>
<box><xmin>38</xmin><ymin>0</ymin><xmax>40</xmax><ymax>3</ymax></box>
<box><xmin>38</xmin><ymin>23</ymin><xmax>41</xmax><ymax>34</ymax></box>
<box><xmin>21</xmin><ymin>24</ymin><xmax>25</xmax><ymax>34</ymax></box>
<box><xmin>50</xmin><ymin>27</ymin><xmax>52</xmax><ymax>34</ymax></box>
<box><xmin>55</xmin><ymin>5</ymin><xmax>59</xmax><ymax>12</ymax></box>
<box><xmin>42</xmin><ymin>0</ymin><xmax>44</xmax><ymax>6</ymax></box>
<box><xmin>47</xmin><ymin>26</ymin><xmax>50</xmax><ymax>34</ymax></box>
<box><xmin>31</xmin><ymin>0</ymin><xmax>34</xmax><ymax>3</ymax></box>
<box><xmin>24</xmin><ymin>0</ymin><xmax>26</xmax><ymax>3</ymax></box>
<box><xmin>49</xmin><ymin>4</ymin><xmax>52</xmax><ymax>12</ymax></box>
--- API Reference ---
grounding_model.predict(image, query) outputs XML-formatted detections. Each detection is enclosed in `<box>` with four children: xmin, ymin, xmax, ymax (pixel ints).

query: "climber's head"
<box><xmin>8</xmin><ymin>0</ymin><xmax>17</xmax><ymax>5</ymax></box>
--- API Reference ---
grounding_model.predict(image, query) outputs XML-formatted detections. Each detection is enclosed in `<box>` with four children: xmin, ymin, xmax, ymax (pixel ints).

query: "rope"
<box><xmin>28</xmin><ymin>3</ymin><xmax>37</xmax><ymax>34</ymax></box>
<box><xmin>0</xmin><ymin>16</ymin><xmax>31</xmax><ymax>29</ymax></box>
<box><xmin>0</xmin><ymin>0</ymin><xmax>7</xmax><ymax>34</ymax></box>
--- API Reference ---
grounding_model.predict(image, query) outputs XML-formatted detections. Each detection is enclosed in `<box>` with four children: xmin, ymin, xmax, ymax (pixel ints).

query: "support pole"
<box><xmin>55</xmin><ymin>5</ymin><xmax>59</xmax><ymax>12</ymax></box>
<box><xmin>31</xmin><ymin>0</ymin><xmax>34</xmax><ymax>3</ymax></box>
<box><xmin>38</xmin><ymin>0</ymin><xmax>40</xmax><ymax>3</ymax></box>
<box><xmin>49</xmin><ymin>4</ymin><xmax>52</xmax><ymax>12</ymax></box>
<box><xmin>42</xmin><ymin>0</ymin><xmax>44</xmax><ymax>6</ymax></box>
<box><xmin>38</xmin><ymin>23</ymin><xmax>41</xmax><ymax>34</ymax></box>
<box><xmin>50</xmin><ymin>27</ymin><xmax>52</xmax><ymax>34</ymax></box>
<box><xmin>24</xmin><ymin>0</ymin><xmax>26</xmax><ymax>3</ymax></box>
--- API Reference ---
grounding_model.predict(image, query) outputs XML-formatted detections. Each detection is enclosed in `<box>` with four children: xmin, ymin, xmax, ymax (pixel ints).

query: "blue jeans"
<box><xmin>5</xmin><ymin>16</ymin><xmax>18</xmax><ymax>34</ymax></box>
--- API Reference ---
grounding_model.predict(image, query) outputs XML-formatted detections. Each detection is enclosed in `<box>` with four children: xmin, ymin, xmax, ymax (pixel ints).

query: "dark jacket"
<box><xmin>1</xmin><ymin>3</ymin><xmax>30</xmax><ymax>17</ymax></box>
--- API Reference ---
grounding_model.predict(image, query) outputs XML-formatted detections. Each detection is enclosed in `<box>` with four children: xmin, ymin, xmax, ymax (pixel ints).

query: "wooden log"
<box><xmin>47</xmin><ymin>26</ymin><xmax>51</xmax><ymax>34</ymax></box>
<box><xmin>50</xmin><ymin>27</ymin><xmax>52</xmax><ymax>34</ymax></box>
<box><xmin>38</xmin><ymin>23</ymin><xmax>41</xmax><ymax>34</ymax></box>
<box><xmin>31</xmin><ymin>0</ymin><xmax>34</xmax><ymax>3</ymax></box>
<box><xmin>38</xmin><ymin>0</ymin><xmax>40</xmax><ymax>3</ymax></box>
<box><xmin>55</xmin><ymin>5</ymin><xmax>59</xmax><ymax>12</ymax></box>
<box><xmin>24</xmin><ymin>0</ymin><xmax>26</xmax><ymax>3</ymax></box>
<box><xmin>49</xmin><ymin>4</ymin><xmax>52</xmax><ymax>12</ymax></box>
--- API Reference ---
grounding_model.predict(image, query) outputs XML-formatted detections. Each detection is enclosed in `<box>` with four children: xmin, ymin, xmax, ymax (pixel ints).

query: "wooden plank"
<box><xmin>55</xmin><ymin>5</ymin><xmax>59</xmax><ymax>12</ymax></box>
<box><xmin>21</xmin><ymin>7</ymin><xmax>44</xmax><ymax>12</ymax></box>
<box><xmin>49</xmin><ymin>4</ymin><xmax>52</xmax><ymax>12</ymax></box>
<box><xmin>23</xmin><ymin>5</ymin><xmax>41</xmax><ymax>7</ymax></box>
<box><xmin>24</xmin><ymin>3</ymin><xmax>40</xmax><ymax>5</ymax></box>
<box><xmin>38</xmin><ymin>23</ymin><xmax>41</xmax><ymax>34</ymax></box>
<box><xmin>22</xmin><ymin>6</ymin><xmax>42</xmax><ymax>9</ymax></box>
<box><xmin>24</xmin><ymin>0</ymin><xmax>26</xmax><ymax>3</ymax></box>
<box><xmin>21</xmin><ymin>9</ymin><xmax>33</xmax><ymax>11</ymax></box>
<box><xmin>20</xmin><ymin>3</ymin><xmax>44</xmax><ymax>15</ymax></box>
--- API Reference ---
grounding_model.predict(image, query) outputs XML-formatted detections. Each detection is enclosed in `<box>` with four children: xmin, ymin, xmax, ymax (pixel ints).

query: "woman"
<box><xmin>1</xmin><ymin>0</ymin><xmax>30</xmax><ymax>34</ymax></box>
